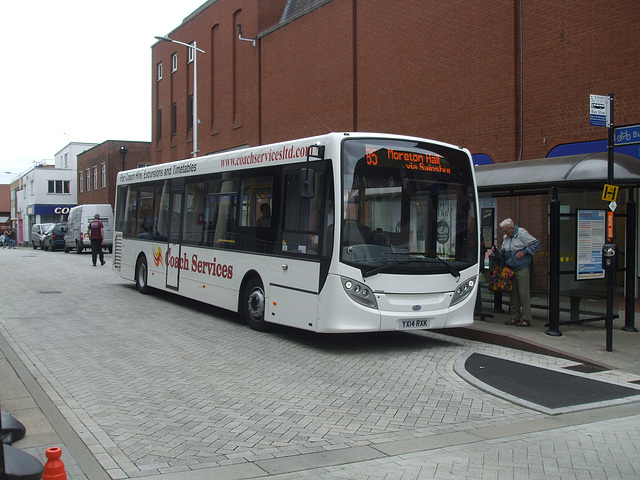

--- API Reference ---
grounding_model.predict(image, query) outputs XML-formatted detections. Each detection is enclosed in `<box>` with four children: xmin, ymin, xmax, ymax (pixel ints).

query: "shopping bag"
<box><xmin>488</xmin><ymin>266</ymin><xmax>514</xmax><ymax>292</ymax></box>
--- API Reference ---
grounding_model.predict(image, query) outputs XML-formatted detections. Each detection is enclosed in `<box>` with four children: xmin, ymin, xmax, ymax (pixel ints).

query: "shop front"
<box><xmin>26</xmin><ymin>204</ymin><xmax>75</xmax><ymax>246</ymax></box>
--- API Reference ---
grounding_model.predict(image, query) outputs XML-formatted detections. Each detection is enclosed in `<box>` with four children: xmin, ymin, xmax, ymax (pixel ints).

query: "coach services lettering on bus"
<box><xmin>220</xmin><ymin>144</ymin><xmax>308</xmax><ymax>168</ymax></box>
<box><xmin>165</xmin><ymin>251</ymin><xmax>234</xmax><ymax>279</ymax></box>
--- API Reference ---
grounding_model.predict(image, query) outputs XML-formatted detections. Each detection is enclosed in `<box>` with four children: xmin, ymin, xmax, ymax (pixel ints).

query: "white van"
<box><xmin>64</xmin><ymin>204</ymin><xmax>114</xmax><ymax>254</ymax></box>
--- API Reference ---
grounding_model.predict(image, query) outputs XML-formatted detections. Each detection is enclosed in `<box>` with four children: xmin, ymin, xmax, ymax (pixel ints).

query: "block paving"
<box><xmin>1</xmin><ymin>247</ymin><xmax>639</xmax><ymax>479</ymax></box>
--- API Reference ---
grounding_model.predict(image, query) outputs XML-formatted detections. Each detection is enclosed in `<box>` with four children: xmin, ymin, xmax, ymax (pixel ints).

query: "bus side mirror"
<box><xmin>300</xmin><ymin>168</ymin><xmax>315</xmax><ymax>198</ymax></box>
<box><xmin>301</xmin><ymin>144</ymin><xmax>323</xmax><ymax>198</ymax></box>
<box><xmin>307</xmin><ymin>144</ymin><xmax>325</xmax><ymax>161</ymax></box>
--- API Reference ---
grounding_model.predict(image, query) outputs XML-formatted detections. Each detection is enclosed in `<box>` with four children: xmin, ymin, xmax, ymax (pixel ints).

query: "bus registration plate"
<box><xmin>398</xmin><ymin>318</ymin><xmax>431</xmax><ymax>330</ymax></box>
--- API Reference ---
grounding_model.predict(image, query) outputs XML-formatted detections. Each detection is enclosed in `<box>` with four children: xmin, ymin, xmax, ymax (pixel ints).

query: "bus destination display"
<box><xmin>365</xmin><ymin>146</ymin><xmax>451</xmax><ymax>174</ymax></box>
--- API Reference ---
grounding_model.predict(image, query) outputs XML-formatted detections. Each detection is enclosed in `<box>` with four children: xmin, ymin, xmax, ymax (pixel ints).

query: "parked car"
<box><xmin>43</xmin><ymin>223</ymin><xmax>67</xmax><ymax>251</ymax></box>
<box><xmin>31</xmin><ymin>223</ymin><xmax>53</xmax><ymax>249</ymax></box>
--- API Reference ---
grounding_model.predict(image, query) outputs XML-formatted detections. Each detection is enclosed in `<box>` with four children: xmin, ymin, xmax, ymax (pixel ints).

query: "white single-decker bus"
<box><xmin>112</xmin><ymin>132</ymin><xmax>480</xmax><ymax>333</ymax></box>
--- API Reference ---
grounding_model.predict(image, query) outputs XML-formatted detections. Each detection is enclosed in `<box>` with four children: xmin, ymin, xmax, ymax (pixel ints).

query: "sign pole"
<box><xmin>624</xmin><ymin>192</ymin><xmax>638</xmax><ymax>332</ymax></box>
<box><xmin>607</xmin><ymin>93</ymin><xmax>615</xmax><ymax>185</ymax></box>
<box><xmin>605</xmin><ymin>93</ymin><xmax>615</xmax><ymax>352</ymax></box>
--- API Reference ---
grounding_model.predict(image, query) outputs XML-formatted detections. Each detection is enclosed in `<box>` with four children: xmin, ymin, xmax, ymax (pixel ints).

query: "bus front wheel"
<box><xmin>136</xmin><ymin>257</ymin><xmax>150</xmax><ymax>294</ymax></box>
<box><xmin>243</xmin><ymin>277</ymin><xmax>270</xmax><ymax>332</ymax></box>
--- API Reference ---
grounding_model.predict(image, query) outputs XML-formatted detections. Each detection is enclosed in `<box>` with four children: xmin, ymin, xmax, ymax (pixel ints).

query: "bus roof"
<box><xmin>116</xmin><ymin>132</ymin><xmax>469</xmax><ymax>186</ymax></box>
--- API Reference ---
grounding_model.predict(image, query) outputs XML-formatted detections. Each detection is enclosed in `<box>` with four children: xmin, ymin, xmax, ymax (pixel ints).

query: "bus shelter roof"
<box><xmin>475</xmin><ymin>152</ymin><xmax>640</xmax><ymax>196</ymax></box>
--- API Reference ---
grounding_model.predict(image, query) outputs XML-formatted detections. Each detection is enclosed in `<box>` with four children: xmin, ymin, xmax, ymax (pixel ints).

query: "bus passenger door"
<box><xmin>166</xmin><ymin>183</ymin><xmax>183</xmax><ymax>290</ymax></box>
<box><xmin>268</xmin><ymin>165</ymin><xmax>327</xmax><ymax>330</ymax></box>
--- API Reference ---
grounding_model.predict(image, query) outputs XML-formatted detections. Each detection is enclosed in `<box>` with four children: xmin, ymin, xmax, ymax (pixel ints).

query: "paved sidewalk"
<box><xmin>466</xmin><ymin>302</ymin><xmax>640</xmax><ymax>377</ymax></box>
<box><xmin>2</xmin><ymin>246</ymin><xmax>640</xmax><ymax>479</ymax></box>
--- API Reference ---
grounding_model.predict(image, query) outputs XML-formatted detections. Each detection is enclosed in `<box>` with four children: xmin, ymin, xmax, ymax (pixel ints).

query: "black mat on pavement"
<box><xmin>465</xmin><ymin>353</ymin><xmax>640</xmax><ymax>409</ymax></box>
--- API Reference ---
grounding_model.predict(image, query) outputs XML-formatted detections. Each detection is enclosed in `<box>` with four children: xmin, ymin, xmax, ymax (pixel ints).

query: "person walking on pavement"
<box><xmin>492</xmin><ymin>218</ymin><xmax>540</xmax><ymax>327</ymax></box>
<box><xmin>88</xmin><ymin>214</ymin><xmax>105</xmax><ymax>266</ymax></box>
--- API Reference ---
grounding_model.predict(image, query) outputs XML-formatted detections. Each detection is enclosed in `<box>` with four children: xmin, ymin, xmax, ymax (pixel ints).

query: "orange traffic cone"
<box><xmin>42</xmin><ymin>447</ymin><xmax>67</xmax><ymax>480</ymax></box>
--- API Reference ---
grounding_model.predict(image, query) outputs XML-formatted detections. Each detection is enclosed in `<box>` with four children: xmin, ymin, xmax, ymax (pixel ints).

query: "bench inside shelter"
<box><xmin>486</xmin><ymin>286</ymin><xmax>617</xmax><ymax>326</ymax></box>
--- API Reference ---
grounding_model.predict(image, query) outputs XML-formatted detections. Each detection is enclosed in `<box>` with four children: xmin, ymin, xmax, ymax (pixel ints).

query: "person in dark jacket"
<box><xmin>492</xmin><ymin>218</ymin><xmax>540</xmax><ymax>327</ymax></box>
<box><xmin>88</xmin><ymin>214</ymin><xmax>105</xmax><ymax>266</ymax></box>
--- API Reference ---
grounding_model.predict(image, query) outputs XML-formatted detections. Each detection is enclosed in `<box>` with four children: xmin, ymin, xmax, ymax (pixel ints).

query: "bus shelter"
<box><xmin>475</xmin><ymin>152</ymin><xmax>640</xmax><ymax>336</ymax></box>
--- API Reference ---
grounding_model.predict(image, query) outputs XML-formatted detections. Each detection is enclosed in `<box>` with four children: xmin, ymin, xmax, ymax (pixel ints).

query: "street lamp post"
<box><xmin>119</xmin><ymin>146</ymin><xmax>128</xmax><ymax>172</ymax></box>
<box><xmin>154</xmin><ymin>35</ymin><xmax>205</xmax><ymax>158</ymax></box>
<box><xmin>4</xmin><ymin>171</ymin><xmax>22</xmax><ymax>192</ymax></box>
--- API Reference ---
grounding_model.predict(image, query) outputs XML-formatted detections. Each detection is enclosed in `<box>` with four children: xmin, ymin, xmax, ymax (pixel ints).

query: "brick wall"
<box><xmin>522</xmin><ymin>0</ymin><xmax>640</xmax><ymax>159</ymax></box>
<box><xmin>260</xmin><ymin>0</ymin><xmax>356</xmax><ymax>142</ymax></box>
<box><xmin>152</xmin><ymin>0</ymin><xmax>289</xmax><ymax>163</ymax></box>
<box><xmin>150</xmin><ymin>0</ymin><xmax>640</xmax><ymax>296</ymax></box>
<box><xmin>153</xmin><ymin>0</ymin><xmax>639</xmax><ymax>164</ymax></box>
<box><xmin>77</xmin><ymin>141</ymin><xmax>151</xmax><ymax>208</ymax></box>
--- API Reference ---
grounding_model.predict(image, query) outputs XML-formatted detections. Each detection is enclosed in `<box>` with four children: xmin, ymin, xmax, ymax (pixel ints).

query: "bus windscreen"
<box><xmin>341</xmin><ymin>138</ymin><xmax>478</xmax><ymax>276</ymax></box>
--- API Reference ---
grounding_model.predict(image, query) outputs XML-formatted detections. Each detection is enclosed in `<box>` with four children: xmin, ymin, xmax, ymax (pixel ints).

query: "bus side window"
<box><xmin>124</xmin><ymin>186</ymin><xmax>136</xmax><ymax>238</ymax></box>
<box><xmin>137</xmin><ymin>185</ymin><xmax>156</xmax><ymax>240</ymax></box>
<box><xmin>156</xmin><ymin>208</ymin><xmax>169</xmax><ymax>241</ymax></box>
<box><xmin>151</xmin><ymin>184</ymin><xmax>164</xmax><ymax>240</ymax></box>
<box><xmin>281</xmin><ymin>169</ymin><xmax>324</xmax><ymax>255</ymax></box>
<box><xmin>183</xmin><ymin>181</ymin><xmax>205</xmax><ymax>246</ymax></box>
<box><xmin>212</xmin><ymin>191</ymin><xmax>238</xmax><ymax>249</ymax></box>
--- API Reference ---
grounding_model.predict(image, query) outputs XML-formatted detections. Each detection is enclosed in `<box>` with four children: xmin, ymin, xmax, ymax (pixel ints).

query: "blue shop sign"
<box><xmin>31</xmin><ymin>205</ymin><xmax>76</xmax><ymax>215</ymax></box>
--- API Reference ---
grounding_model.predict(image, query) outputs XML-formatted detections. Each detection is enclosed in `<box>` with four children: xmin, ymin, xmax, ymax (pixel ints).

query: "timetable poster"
<box><xmin>576</xmin><ymin>209</ymin><xmax>606</xmax><ymax>280</ymax></box>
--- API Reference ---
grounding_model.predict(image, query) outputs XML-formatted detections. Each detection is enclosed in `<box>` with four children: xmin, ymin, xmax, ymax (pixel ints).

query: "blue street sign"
<box><xmin>614</xmin><ymin>124</ymin><xmax>640</xmax><ymax>146</ymax></box>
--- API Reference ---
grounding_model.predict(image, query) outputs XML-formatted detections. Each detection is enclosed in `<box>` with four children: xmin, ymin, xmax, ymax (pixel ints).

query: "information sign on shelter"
<box><xmin>576</xmin><ymin>209</ymin><xmax>606</xmax><ymax>280</ymax></box>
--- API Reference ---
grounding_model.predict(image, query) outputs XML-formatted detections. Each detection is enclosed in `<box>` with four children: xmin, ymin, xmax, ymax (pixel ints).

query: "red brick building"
<box><xmin>0</xmin><ymin>184</ymin><xmax>11</xmax><ymax>233</ymax></box>
<box><xmin>77</xmin><ymin>141</ymin><xmax>151</xmax><ymax>208</ymax></box>
<box><xmin>152</xmin><ymin>0</ymin><xmax>640</xmax><ymax>300</ymax></box>
<box><xmin>152</xmin><ymin>0</ymin><xmax>639</xmax><ymax>165</ymax></box>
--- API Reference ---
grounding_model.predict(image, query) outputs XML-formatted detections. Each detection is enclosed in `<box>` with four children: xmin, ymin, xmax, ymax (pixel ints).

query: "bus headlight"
<box><xmin>450</xmin><ymin>276</ymin><xmax>477</xmax><ymax>307</ymax></box>
<box><xmin>341</xmin><ymin>276</ymin><xmax>378</xmax><ymax>309</ymax></box>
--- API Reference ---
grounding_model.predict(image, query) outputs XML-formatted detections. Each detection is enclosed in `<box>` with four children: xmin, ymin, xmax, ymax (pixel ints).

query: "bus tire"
<box><xmin>136</xmin><ymin>257</ymin><xmax>150</xmax><ymax>294</ymax></box>
<box><xmin>243</xmin><ymin>277</ymin><xmax>270</xmax><ymax>332</ymax></box>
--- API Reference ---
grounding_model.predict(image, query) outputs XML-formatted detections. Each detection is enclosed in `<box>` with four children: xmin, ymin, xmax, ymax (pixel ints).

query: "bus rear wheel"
<box><xmin>243</xmin><ymin>277</ymin><xmax>270</xmax><ymax>332</ymax></box>
<box><xmin>136</xmin><ymin>257</ymin><xmax>150</xmax><ymax>294</ymax></box>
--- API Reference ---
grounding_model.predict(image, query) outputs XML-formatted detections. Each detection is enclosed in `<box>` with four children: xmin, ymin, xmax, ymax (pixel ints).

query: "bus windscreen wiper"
<box><xmin>362</xmin><ymin>259</ymin><xmax>413</xmax><ymax>278</ymax></box>
<box><xmin>428</xmin><ymin>255</ymin><xmax>460</xmax><ymax>279</ymax></box>
<box><xmin>362</xmin><ymin>253</ymin><xmax>460</xmax><ymax>279</ymax></box>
